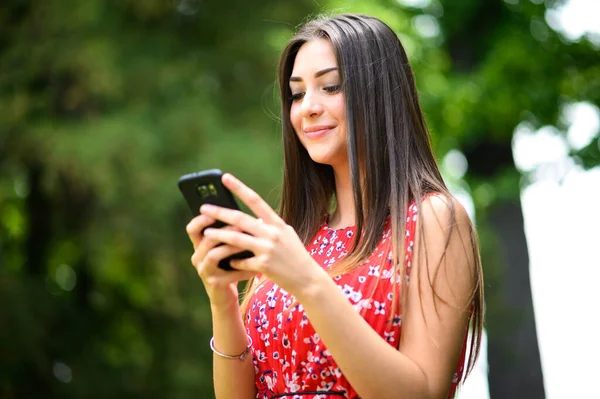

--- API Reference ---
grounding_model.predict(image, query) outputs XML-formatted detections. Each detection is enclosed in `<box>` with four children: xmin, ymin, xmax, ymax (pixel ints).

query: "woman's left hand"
<box><xmin>199</xmin><ymin>173</ymin><xmax>327</xmax><ymax>298</ymax></box>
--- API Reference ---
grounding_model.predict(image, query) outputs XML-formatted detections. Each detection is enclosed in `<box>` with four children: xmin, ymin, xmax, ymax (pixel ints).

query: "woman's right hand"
<box><xmin>186</xmin><ymin>214</ymin><xmax>258</xmax><ymax>310</ymax></box>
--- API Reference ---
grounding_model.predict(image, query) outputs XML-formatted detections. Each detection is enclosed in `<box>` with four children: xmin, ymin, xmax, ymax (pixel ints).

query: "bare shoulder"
<box><xmin>419</xmin><ymin>193</ymin><xmax>472</xmax><ymax>233</ymax></box>
<box><xmin>415</xmin><ymin>193</ymin><xmax>477</xmax><ymax>298</ymax></box>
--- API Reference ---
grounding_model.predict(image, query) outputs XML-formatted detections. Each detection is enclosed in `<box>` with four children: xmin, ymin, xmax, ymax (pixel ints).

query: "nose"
<box><xmin>300</xmin><ymin>91</ymin><xmax>324</xmax><ymax>118</ymax></box>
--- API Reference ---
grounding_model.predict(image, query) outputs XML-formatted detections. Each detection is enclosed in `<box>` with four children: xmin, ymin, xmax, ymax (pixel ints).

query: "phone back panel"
<box><xmin>178</xmin><ymin>169</ymin><xmax>239</xmax><ymax>229</ymax></box>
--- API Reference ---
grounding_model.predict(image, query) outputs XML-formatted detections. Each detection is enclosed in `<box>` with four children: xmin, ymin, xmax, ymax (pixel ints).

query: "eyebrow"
<box><xmin>289</xmin><ymin>67</ymin><xmax>338</xmax><ymax>82</ymax></box>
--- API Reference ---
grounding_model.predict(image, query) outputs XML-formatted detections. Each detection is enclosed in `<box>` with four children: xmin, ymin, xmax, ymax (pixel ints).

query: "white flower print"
<box><xmin>265</xmin><ymin>374</ymin><xmax>275</xmax><ymax>390</ymax></box>
<box><xmin>350</xmin><ymin>290</ymin><xmax>362</xmax><ymax>303</ymax></box>
<box><xmin>358</xmin><ymin>275</ymin><xmax>367</xmax><ymax>283</ymax></box>
<box><xmin>280</xmin><ymin>356</ymin><xmax>290</xmax><ymax>372</ymax></box>
<box><xmin>318</xmin><ymin>381</ymin><xmax>334</xmax><ymax>391</ymax></box>
<box><xmin>368</xmin><ymin>265</ymin><xmax>380</xmax><ymax>277</ymax></box>
<box><xmin>359</xmin><ymin>298</ymin><xmax>372</xmax><ymax>309</ymax></box>
<box><xmin>381</xmin><ymin>268</ymin><xmax>394</xmax><ymax>279</ymax></box>
<box><xmin>258</xmin><ymin>315</ymin><xmax>269</xmax><ymax>332</ymax></box>
<box><xmin>261</xmin><ymin>332</ymin><xmax>270</xmax><ymax>347</ymax></box>
<box><xmin>374</xmin><ymin>300</ymin><xmax>385</xmax><ymax>315</ymax></box>
<box><xmin>284</xmin><ymin>372</ymin><xmax>300</xmax><ymax>392</ymax></box>
<box><xmin>332</xmin><ymin>367</ymin><xmax>343</xmax><ymax>378</ymax></box>
<box><xmin>282</xmin><ymin>333</ymin><xmax>291</xmax><ymax>348</ymax></box>
<box><xmin>320</xmin><ymin>369</ymin><xmax>331</xmax><ymax>379</ymax></box>
<box><xmin>340</xmin><ymin>284</ymin><xmax>354</xmax><ymax>298</ymax></box>
<box><xmin>299</xmin><ymin>314</ymin><xmax>309</xmax><ymax>327</ymax></box>
<box><xmin>384</xmin><ymin>330</ymin><xmax>395</xmax><ymax>343</ymax></box>
<box><xmin>330</xmin><ymin>234</ymin><xmax>337</xmax><ymax>245</ymax></box>
<box><xmin>255</xmin><ymin>350</ymin><xmax>267</xmax><ymax>362</ymax></box>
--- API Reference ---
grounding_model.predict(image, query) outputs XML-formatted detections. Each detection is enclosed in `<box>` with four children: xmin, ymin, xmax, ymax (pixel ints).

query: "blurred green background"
<box><xmin>1</xmin><ymin>0</ymin><xmax>599</xmax><ymax>398</ymax></box>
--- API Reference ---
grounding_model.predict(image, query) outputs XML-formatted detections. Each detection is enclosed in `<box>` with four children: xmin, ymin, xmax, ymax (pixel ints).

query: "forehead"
<box><xmin>291</xmin><ymin>39</ymin><xmax>338</xmax><ymax>77</ymax></box>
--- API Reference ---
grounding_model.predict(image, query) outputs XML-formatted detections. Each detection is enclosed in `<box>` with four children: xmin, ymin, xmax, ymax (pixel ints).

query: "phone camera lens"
<box><xmin>208</xmin><ymin>184</ymin><xmax>217</xmax><ymax>196</ymax></box>
<box><xmin>197</xmin><ymin>185</ymin><xmax>209</xmax><ymax>198</ymax></box>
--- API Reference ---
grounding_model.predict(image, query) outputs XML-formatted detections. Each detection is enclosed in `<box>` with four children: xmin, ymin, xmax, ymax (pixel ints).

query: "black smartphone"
<box><xmin>178</xmin><ymin>169</ymin><xmax>253</xmax><ymax>271</ymax></box>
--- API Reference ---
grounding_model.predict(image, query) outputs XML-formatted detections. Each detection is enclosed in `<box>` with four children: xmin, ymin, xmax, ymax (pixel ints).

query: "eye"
<box><xmin>290</xmin><ymin>92</ymin><xmax>305</xmax><ymax>102</ymax></box>
<box><xmin>324</xmin><ymin>84</ymin><xmax>341</xmax><ymax>94</ymax></box>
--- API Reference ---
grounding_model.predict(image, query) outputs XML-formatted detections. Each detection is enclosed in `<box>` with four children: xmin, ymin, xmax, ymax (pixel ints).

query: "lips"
<box><xmin>304</xmin><ymin>125</ymin><xmax>335</xmax><ymax>139</ymax></box>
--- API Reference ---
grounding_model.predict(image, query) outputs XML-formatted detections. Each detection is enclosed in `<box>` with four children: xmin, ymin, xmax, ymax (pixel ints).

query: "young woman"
<box><xmin>186</xmin><ymin>13</ymin><xmax>484</xmax><ymax>399</ymax></box>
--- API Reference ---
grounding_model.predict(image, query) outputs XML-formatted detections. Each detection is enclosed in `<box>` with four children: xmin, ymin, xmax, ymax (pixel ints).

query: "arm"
<box><xmin>186</xmin><ymin>214</ymin><xmax>258</xmax><ymax>399</ymax></box>
<box><xmin>211</xmin><ymin>301</ymin><xmax>257</xmax><ymax>399</ymax></box>
<box><xmin>296</xmin><ymin>195</ymin><xmax>475</xmax><ymax>399</ymax></box>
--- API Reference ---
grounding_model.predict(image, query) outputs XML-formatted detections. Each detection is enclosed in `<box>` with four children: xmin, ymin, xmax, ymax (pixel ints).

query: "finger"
<box><xmin>186</xmin><ymin>214</ymin><xmax>216</xmax><ymax>248</ymax></box>
<box><xmin>203</xmin><ymin>227</ymin><xmax>265</xmax><ymax>255</ymax></box>
<box><xmin>201</xmin><ymin>266</ymin><xmax>258</xmax><ymax>287</ymax></box>
<box><xmin>200</xmin><ymin>204</ymin><xmax>275</xmax><ymax>239</ymax></box>
<box><xmin>196</xmin><ymin>245</ymin><xmax>258</xmax><ymax>284</ymax></box>
<box><xmin>193</xmin><ymin>242</ymin><xmax>248</xmax><ymax>272</ymax></box>
<box><xmin>229</xmin><ymin>256</ymin><xmax>263</xmax><ymax>273</ymax></box>
<box><xmin>222</xmin><ymin>173</ymin><xmax>282</xmax><ymax>225</ymax></box>
<box><xmin>192</xmin><ymin>224</ymin><xmax>243</xmax><ymax>264</ymax></box>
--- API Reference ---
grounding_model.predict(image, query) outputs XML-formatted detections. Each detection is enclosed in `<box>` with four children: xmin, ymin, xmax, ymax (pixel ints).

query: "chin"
<box><xmin>306</xmin><ymin>149</ymin><xmax>346</xmax><ymax>167</ymax></box>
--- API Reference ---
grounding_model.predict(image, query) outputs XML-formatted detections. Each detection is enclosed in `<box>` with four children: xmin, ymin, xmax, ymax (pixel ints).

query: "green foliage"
<box><xmin>1</xmin><ymin>0</ymin><xmax>598</xmax><ymax>397</ymax></box>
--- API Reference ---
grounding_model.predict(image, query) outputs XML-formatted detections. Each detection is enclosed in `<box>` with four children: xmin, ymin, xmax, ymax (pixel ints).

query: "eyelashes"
<box><xmin>290</xmin><ymin>84</ymin><xmax>342</xmax><ymax>102</ymax></box>
<box><xmin>324</xmin><ymin>84</ymin><xmax>341</xmax><ymax>94</ymax></box>
<box><xmin>290</xmin><ymin>92</ymin><xmax>304</xmax><ymax>102</ymax></box>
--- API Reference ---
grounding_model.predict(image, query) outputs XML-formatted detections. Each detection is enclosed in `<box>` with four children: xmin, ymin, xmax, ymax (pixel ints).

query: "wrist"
<box><xmin>296</xmin><ymin>265</ymin><xmax>333</xmax><ymax>306</ymax></box>
<box><xmin>206</xmin><ymin>283</ymin><xmax>240</xmax><ymax>312</ymax></box>
<box><xmin>210</xmin><ymin>297</ymin><xmax>241</xmax><ymax>314</ymax></box>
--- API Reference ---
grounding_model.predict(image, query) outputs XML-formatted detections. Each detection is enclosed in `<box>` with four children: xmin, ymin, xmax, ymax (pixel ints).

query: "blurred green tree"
<box><xmin>0</xmin><ymin>1</ymin><xmax>317</xmax><ymax>397</ymax></box>
<box><xmin>425</xmin><ymin>1</ymin><xmax>599</xmax><ymax>397</ymax></box>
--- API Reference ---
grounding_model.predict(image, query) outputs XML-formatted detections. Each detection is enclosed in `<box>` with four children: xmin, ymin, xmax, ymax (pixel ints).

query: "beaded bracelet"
<box><xmin>209</xmin><ymin>335</ymin><xmax>253</xmax><ymax>361</ymax></box>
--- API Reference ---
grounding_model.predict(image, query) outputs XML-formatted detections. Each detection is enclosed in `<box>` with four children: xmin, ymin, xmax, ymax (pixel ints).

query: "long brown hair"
<box><xmin>240</xmin><ymin>13</ymin><xmax>484</xmax><ymax>381</ymax></box>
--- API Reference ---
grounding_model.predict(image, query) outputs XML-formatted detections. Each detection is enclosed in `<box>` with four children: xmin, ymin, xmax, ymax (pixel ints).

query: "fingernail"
<box><xmin>223</xmin><ymin>173</ymin><xmax>237</xmax><ymax>184</ymax></box>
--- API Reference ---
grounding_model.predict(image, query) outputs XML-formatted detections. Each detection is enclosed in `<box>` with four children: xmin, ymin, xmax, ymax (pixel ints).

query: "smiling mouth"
<box><xmin>304</xmin><ymin>126</ymin><xmax>334</xmax><ymax>139</ymax></box>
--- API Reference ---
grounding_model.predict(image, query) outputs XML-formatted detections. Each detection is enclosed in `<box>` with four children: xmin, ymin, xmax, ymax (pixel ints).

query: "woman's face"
<box><xmin>289</xmin><ymin>39</ymin><xmax>347</xmax><ymax>168</ymax></box>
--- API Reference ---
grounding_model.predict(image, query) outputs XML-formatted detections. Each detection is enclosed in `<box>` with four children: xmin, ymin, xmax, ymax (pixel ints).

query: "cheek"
<box><xmin>332</xmin><ymin>95</ymin><xmax>346</xmax><ymax>121</ymax></box>
<box><xmin>290</xmin><ymin>103</ymin><xmax>302</xmax><ymax>134</ymax></box>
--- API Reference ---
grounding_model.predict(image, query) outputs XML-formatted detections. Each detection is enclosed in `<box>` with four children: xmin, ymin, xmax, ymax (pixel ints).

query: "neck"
<box><xmin>329</xmin><ymin>162</ymin><xmax>356</xmax><ymax>230</ymax></box>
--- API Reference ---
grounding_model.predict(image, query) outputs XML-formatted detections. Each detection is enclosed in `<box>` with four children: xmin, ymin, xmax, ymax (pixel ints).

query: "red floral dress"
<box><xmin>245</xmin><ymin>204</ymin><xmax>467</xmax><ymax>398</ymax></box>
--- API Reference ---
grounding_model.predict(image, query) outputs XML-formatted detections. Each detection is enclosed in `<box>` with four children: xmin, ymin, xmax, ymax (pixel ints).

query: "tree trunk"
<box><xmin>486</xmin><ymin>201</ymin><xmax>545</xmax><ymax>398</ymax></box>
